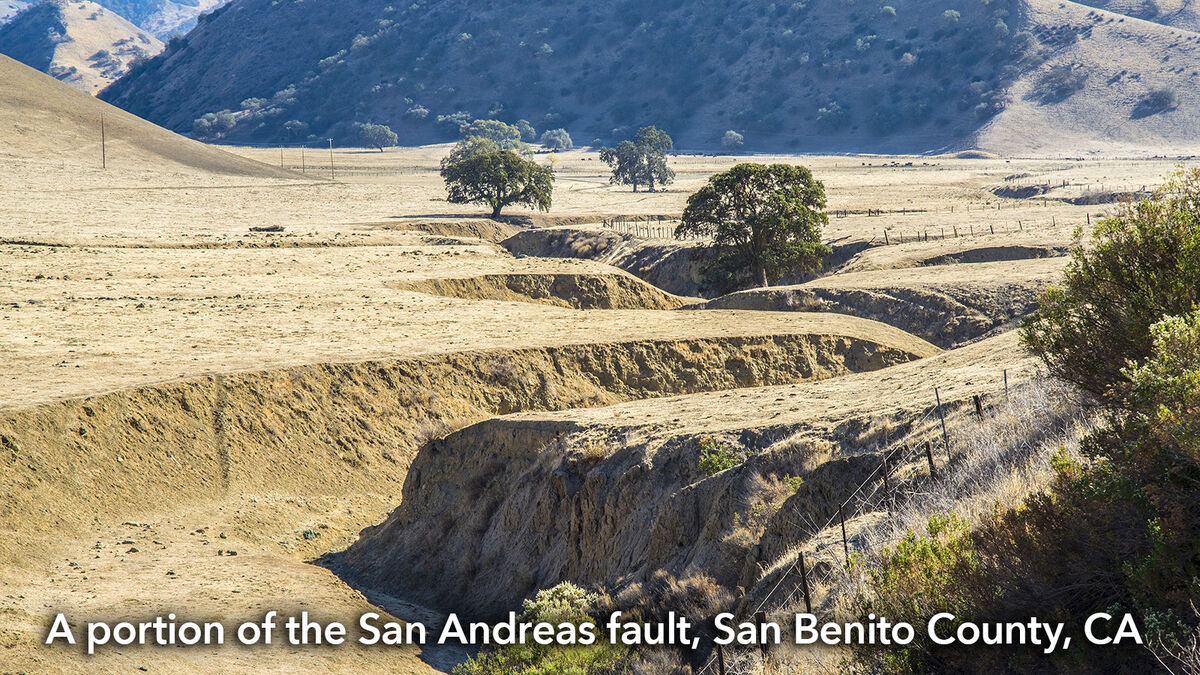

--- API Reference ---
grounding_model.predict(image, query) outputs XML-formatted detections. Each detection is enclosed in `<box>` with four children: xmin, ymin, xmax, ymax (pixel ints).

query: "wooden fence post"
<box><xmin>924</xmin><ymin>440</ymin><xmax>936</xmax><ymax>477</ymax></box>
<box><xmin>799</xmin><ymin>552</ymin><xmax>813</xmax><ymax>614</ymax></box>
<box><xmin>935</xmin><ymin>387</ymin><xmax>951</xmax><ymax>463</ymax></box>
<box><xmin>881</xmin><ymin>452</ymin><xmax>893</xmax><ymax>517</ymax></box>
<box><xmin>717</xmin><ymin>644</ymin><xmax>727</xmax><ymax>675</ymax></box>
<box><xmin>973</xmin><ymin>394</ymin><xmax>984</xmax><ymax>420</ymax></box>
<box><xmin>839</xmin><ymin>504</ymin><xmax>849</xmax><ymax>564</ymax></box>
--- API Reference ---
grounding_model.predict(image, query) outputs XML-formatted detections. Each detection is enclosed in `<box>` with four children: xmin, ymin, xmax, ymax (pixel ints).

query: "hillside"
<box><xmin>0</xmin><ymin>0</ymin><xmax>162</xmax><ymax>94</ymax></box>
<box><xmin>0</xmin><ymin>53</ymin><xmax>295</xmax><ymax>176</ymax></box>
<box><xmin>0</xmin><ymin>0</ymin><xmax>29</xmax><ymax>23</ymax></box>
<box><xmin>90</xmin><ymin>0</ymin><xmax>228</xmax><ymax>37</ymax></box>
<box><xmin>99</xmin><ymin>0</ymin><xmax>1200</xmax><ymax>153</ymax></box>
<box><xmin>1078</xmin><ymin>0</ymin><xmax>1200</xmax><ymax>31</ymax></box>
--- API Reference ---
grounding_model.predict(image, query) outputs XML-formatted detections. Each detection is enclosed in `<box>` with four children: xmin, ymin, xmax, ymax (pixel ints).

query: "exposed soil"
<box><xmin>393</xmin><ymin>273</ymin><xmax>697</xmax><ymax>310</ymax></box>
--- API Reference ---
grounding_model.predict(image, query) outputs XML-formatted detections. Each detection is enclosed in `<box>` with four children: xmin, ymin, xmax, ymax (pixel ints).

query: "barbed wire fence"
<box><xmin>694</xmin><ymin>374</ymin><xmax>1030</xmax><ymax>675</ymax></box>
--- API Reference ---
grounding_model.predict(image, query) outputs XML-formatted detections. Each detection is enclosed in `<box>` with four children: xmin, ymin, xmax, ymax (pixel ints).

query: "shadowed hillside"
<box><xmin>98</xmin><ymin>0</ymin><xmax>1200</xmax><ymax>153</ymax></box>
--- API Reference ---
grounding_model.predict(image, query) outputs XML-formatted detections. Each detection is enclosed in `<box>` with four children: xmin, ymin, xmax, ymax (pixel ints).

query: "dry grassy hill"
<box><xmin>0</xmin><ymin>53</ymin><xmax>296</xmax><ymax>176</ymax></box>
<box><xmin>91</xmin><ymin>0</ymin><xmax>228</xmax><ymax>37</ymax></box>
<box><xmin>0</xmin><ymin>0</ymin><xmax>162</xmax><ymax>94</ymax></box>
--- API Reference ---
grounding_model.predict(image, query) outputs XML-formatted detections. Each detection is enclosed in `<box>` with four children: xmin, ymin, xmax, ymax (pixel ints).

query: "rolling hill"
<box><xmin>0</xmin><ymin>52</ymin><xmax>296</xmax><ymax>176</ymax></box>
<box><xmin>99</xmin><ymin>0</ymin><xmax>1200</xmax><ymax>154</ymax></box>
<box><xmin>0</xmin><ymin>0</ymin><xmax>162</xmax><ymax>94</ymax></box>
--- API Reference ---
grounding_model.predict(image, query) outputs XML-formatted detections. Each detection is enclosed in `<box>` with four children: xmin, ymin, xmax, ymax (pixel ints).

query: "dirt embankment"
<box><xmin>700</xmin><ymin>283</ymin><xmax>1045</xmax><ymax>348</ymax></box>
<box><xmin>0</xmin><ymin>333</ymin><xmax>932</xmax><ymax>568</ymax></box>
<box><xmin>336</xmin><ymin>390</ymin><xmax>981</xmax><ymax>621</ymax></box>
<box><xmin>501</xmin><ymin>227</ymin><xmax>704</xmax><ymax>297</ymax></box>
<box><xmin>393</xmin><ymin>273</ymin><xmax>697</xmax><ymax>310</ymax></box>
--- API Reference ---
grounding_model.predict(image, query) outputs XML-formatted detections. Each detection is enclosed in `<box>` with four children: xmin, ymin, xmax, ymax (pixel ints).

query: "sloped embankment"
<box><xmin>0</xmin><ymin>331</ymin><xmax>934</xmax><ymax>568</ymax></box>
<box><xmin>501</xmin><ymin>228</ymin><xmax>703</xmax><ymax>297</ymax></box>
<box><xmin>393</xmin><ymin>273</ymin><xmax>697</xmax><ymax>310</ymax></box>
<box><xmin>700</xmin><ymin>283</ymin><xmax>1044</xmax><ymax>348</ymax></box>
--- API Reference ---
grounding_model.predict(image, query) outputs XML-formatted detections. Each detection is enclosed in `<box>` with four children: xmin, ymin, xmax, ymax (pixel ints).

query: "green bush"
<box><xmin>1021</xmin><ymin>168</ymin><xmax>1200</xmax><ymax>406</ymax></box>
<box><xmin>540</xmin><ymin>128</ymin><xmax>573</xmax><ymax>151</ymax></box>
<box><xmin>698</xmin><ymin>438</ymin><xmax>743</xmax><ymax>476</ymax></box>
<box><xmin>453</xmin><ymin>583</ymin><xmax>630</xmax><ymax>675</ymax></box>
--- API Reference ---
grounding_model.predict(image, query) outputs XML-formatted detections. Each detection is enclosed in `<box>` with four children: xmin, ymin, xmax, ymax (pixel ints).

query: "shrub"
<box><xmin>453</xmin><ymin>582</ymin><xmax>631</xmax><ymax>675</ymax></box>
<box><xmin>1133</xmin><ymin>87</ymin><xmax>1179</xmax><ymax>118</ymax></box>
<box><xmin>540</xmin><ymin>128</ymin><xmax>573</xmax><ymax>151</ymax></box>
<box><xmin>1021</xmin><ymin>168</ymin><xmax>1200</xmax><ymax>406</ymax></box>
<box><xmin>698</xmin><ymin>438</ymin><xmax>743</xmax><ymax>476</ymax></box>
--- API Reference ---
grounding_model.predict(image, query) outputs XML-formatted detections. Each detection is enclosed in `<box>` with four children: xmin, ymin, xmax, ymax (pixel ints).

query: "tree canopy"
<box><xmin>440</xmin><ymin>151</ymin><xmax>554</xmax><ymax>217</ymax></box>
<box><xmin>356</xmin><ymin>122</ymin><xmax>398</xmax><ymax>151</ymax></box>
<box><xmin>599</xmin><ymin>126</ymin><xmax>675</xmax><ymax>192</ymax></box>
<box><xmin>441</xmin><ymin>136</ymin><xmax>502</xmax><ymax>168</ymax></box>
<box><xmin>458</xmin><ymin>119</ymin><xmax>525</xmax><ymax>150</ymax></box>
<box><xmin>676</xmin><ymin>163</ymin><xmax>831</xmax><ymax>290</ymax></box>
<box><xmin>540</xmin><ymin>128</ymin><xmax>573</xmax><ymax>151</ymax></box>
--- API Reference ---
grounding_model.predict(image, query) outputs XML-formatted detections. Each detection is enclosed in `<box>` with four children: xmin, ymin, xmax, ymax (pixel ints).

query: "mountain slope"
<box><xmin>91</xmin><ymin>0</ymin><xmax>229</xmax><ymax>37</ymax></box>
<box><xmin>975</xmin><ymin>0</ymin><xmax>1200</xmax><ymax>155</ymax></box>
<box><xmin>0</xmin><ymin>0</ymin><xmax>30</xmax><ymax>23</ymax></box>
<box><xmin>100</xmin><ymin>0</ymin><xmax>1034</xmax><ymax>151</ymax></box>
<box><xmin>99</xmin><ymin>0</ymin><xmax>1200</xmax><ymax>154</ymax></box>
<box><xmin>0</xmin><ymin>0</ymin><xmax>162</xmax><ymax>94</ymax></box>
<box><xmin>0</xmin><ymin>53</ymin><xmax>295</xmax><ymax>176</ymax></box>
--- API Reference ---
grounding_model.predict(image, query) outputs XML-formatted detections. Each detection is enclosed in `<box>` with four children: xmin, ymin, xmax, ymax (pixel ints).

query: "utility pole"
<box><xmin>301</xmin><ymin>145</ymin><xmax>306</xmax><ymax>174</ymax></box>
<box><xmin>328</xmin><ymin>138</ymin><xmax>335</xmax><ymax>181</ymax></box>
<box><xmin>280</xmin><ymin>146</ymin><xmax>284</xmax><ymax>169</ymax></box>
<box><xmin>100</xmin><ymin>113</ymin><xmax>106</xmax><ymax>169</ymax></box>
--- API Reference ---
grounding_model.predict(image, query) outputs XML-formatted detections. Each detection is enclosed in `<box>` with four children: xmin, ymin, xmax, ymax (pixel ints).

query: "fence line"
<box><xmin>696</xmin><ymin>377</ymin><xmax>1009</xmax><ymax>675</ymax></box>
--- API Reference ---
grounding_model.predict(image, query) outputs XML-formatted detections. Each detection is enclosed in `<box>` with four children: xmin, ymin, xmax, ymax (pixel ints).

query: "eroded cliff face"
<box><xmin>700</xmin><ymin>284</ymin><xmax>1045</xmax><ymax>349</ymax></box>
<box><xmin>339</xmin><ymin>422</ymin><xmax>824</xmax><ymax>619</ymax></box>
<box><xmin>0</xmin><ymin>331</ymin><xmax>931</xmax><ymax>568</ymax></box>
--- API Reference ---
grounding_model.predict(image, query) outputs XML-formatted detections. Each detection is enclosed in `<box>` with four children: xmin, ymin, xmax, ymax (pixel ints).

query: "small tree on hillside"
<box><xmin>722</xmin><ymin>130</ymin><xmax>745</xmax><ymax>150</ymax></box>
<box><xmin>540</xmin><ymin>128</ymin><xmax>573</xmax><ymax>151</ymax></box>
<box><xmin>676</xmin><ymin>163</ymin><xmax>831</xmax><ymax>290</ymax></box>
<box><xmin>356</xmin><ymin>122</ymin><xmax>398</xmax><ymax>151</ymax></box>
<box><xmin>441</xmin><ymin>151</ymin><xmax>554</xmax><ymax>217</ymax></box>
<box><xmin>516</xmin><ymin>119</ymin><xmax>537</xmax><ymax>142</ymax></box>
<box><xmin>599</xmin><ymin>125</ymin><xmax>675</xmax><ymax>192</ymax></box>
<box><xmin>458</xmin><ymin>119</ymin><xmax>524</xmax><ymax>150</ymax></box>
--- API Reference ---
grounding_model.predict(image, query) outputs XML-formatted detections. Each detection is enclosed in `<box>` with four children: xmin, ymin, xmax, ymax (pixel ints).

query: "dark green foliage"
<box><xmin>599</xmin><ymin>126</ymin><xmax>674</xmax><ymax>192</ymax></box>
<box><xmin>355</xmin><ymin>122</ymin><xmax>398</xmax><ymax>150</ymax></box>
<box><xmin>440</xmin><ymin>150</ymin><xmax>553</xmax><ymax>217</ymax></box>
<box><xmin>677</xmin><ymin>163</ymin><xmax>831</xmax><ymax>290</ymax></box>
<box><xmin>191</xmin><ymin>111</ymin><xmax>235</xmax><ymax>138</ymax></box>
<box><xmin>458</xmin><ymin>119</ymin><xmax>525</xmax><ymax>150</ymax></box>
<box><xmin>539</xmin><ymin>128</ymin><xmax>573</xmax><ymax>151</ymax></box>
<box><xmin>1133</xmin><ymin>87</ymin><xmax>1179</xmax><ymax>118</ymax></box>
<box><xmin>698</xmin><ymin>438</ymin><xmax>743</xmax><ymax>476</ymax></box>
<box><xmin>1021</xmin><ymin>169</ymin><xmax>1200</xmax><ymax>406</ymax></box>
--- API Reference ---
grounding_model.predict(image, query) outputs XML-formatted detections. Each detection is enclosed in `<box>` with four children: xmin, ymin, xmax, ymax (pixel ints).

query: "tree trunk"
<box><xmin>757</xmin><ymin>264</ymin><xmax>769</xmax><ymax>288</ymax></box>
<box><xmin>492</xmin><ymin>203</ymin><xmax>503</xmax><ymax>217</ymax></box>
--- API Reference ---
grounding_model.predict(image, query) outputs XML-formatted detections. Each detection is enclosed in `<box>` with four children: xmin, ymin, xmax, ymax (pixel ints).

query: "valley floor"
<box><xmin>0</xmin><ymin>144</ymin><xmax>1185</xmax><ymax>672</ymax></box>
